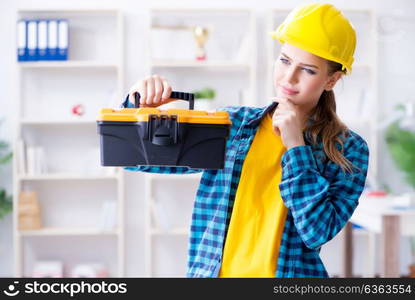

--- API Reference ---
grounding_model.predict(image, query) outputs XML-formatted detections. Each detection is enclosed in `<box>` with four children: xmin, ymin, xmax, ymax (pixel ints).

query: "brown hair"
<box><xmin>305</xmin><ymin>61</ymin><xmax>354</xmax><ymax>174</ymax></box>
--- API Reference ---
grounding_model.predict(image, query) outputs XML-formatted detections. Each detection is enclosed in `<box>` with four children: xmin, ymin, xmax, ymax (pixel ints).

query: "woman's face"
<box><xmin>273</xmin><ymin>43</ymin><xmax>342</xmax><ymax>114</ymax></box>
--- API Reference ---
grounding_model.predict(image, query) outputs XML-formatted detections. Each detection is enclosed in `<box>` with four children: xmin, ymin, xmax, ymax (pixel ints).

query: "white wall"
<box><xmin>1</xmin><ymin>0</ymin><xmax>415</xmax><ymax>277</ymax></box>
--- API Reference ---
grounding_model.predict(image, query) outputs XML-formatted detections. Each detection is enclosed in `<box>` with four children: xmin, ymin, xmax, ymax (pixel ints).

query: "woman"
<box><xmin>122</xmin><ymin>3</ymin><xmax>369</xmax><ymax>277</ymax></box>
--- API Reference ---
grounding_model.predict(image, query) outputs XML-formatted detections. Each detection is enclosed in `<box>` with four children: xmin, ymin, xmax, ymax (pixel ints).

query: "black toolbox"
<box><xmin>97</xmin><ymin>91</ymin><xmax>231</xmax><ymax>169</ymax></box>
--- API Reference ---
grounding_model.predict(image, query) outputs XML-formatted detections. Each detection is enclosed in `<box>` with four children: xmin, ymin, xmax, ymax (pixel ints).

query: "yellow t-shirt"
<box><xmin>219</xmin><ymin>113</ymin><xmax>288</xmax><ymax>277</ymax></box>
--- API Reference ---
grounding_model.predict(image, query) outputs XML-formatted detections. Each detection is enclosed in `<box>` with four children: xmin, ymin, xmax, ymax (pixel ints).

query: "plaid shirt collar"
<box><xmin>246</xmin><ymin>101</ymin><xmax>279</xmax><ymax>127</ymax></box>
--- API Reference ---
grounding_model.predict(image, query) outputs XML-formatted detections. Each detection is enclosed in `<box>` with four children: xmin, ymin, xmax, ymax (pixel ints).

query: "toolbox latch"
<box><xmin>147</xmin><ymin>114</ymin><xmax>178</xmax><ymax>146</ymax></box>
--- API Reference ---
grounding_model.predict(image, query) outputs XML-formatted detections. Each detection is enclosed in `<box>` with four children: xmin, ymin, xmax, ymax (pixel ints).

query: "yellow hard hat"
<box><xmin>270</xmin><ymin>3</ymin><xmax>356</xmax><ymax>74</ymax></box>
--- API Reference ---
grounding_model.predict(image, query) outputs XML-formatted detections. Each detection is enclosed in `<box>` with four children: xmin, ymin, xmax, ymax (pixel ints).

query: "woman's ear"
<box><xmin>324</xmin><ymin>71</ymin><xmax>343</xmax><ymax>91</ymax></box>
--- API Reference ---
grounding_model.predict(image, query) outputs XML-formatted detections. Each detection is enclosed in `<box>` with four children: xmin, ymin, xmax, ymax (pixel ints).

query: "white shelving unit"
<box><xmin>18</xmin><ymin>173</ymin><xmax>119</xmax><ymax>181</ymax></box>
<box><xmin>266</xmin><ymin>8</ymin><xmax>379</xmax><ymax>184</ymax></box>
<box><xmin>13</xmin><ymin>9</ymin><xmax>125</xmax><ymax>277</ymax></box>
<box><xmin>143</xmin><ymin>8</ymin><xmax>257</xmax><ymax>276</ymax></box>
<box><xmin>18</xmin><ymin>61</ymin><xmax>120</xmax><ymax>69</ymax></box>
<box><xmin>150</xmin><ymin>60</ymin><xmax>252</xmax><ymax>69</ymax></box>
<box><xmin>20</xmin><ymin>227</ymin><xmax>119</xmax><ymax>237</ymax></box>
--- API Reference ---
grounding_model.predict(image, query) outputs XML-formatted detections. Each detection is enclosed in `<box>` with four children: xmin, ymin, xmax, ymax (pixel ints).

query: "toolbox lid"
<box><xmin>97</xmin><ymin>108</ymin><xmax>231</xmax><ymax>125</ymax></box>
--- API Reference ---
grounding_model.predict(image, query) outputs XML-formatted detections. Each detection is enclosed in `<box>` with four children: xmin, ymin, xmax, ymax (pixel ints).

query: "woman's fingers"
<box><xmin>153</xmin><ymin>75</ymin><xmax>163</xmax><ymax>105</ymax></box>
<box><xmin>273</xmin><ymin>109</ymin><xmax>292</xmax><ymax>115</ymax></box>
<box><xmin>161</xmin><ymin>76</ymin><xmax>172</xmax><ymax>101</ymax></box>
<box><xmin>128</xmin><ymin>75</ymin><xmax>173</xmax><ymax>107</ymax></box>
<box><xmin>273</xmin><ymin>111</ymin><xmax>296</xmax><ymax>121</ymax></box>
<box><xmin>146</xmin><ymin>76</ymin><xmax>155</xmax><ymax>106</ymax></box>
<box><xmin>273</xmin><ymin>108</ymin><xmax>296</xmax><ymax>137</ymax></box>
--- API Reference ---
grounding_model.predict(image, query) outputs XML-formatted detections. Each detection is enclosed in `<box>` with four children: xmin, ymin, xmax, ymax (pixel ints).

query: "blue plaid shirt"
<box><xmin>122</xmin><ymin>99</ymin><xmax>369</xmax><ymax>277</ymax></box>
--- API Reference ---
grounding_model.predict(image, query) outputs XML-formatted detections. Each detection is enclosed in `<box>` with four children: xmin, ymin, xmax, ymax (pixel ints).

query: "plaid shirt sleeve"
<box><xmin>120</xmin><ymin>96</ymin><xmax>203</xmax><ymax>175</ymax></box>
<box><xmin>279</xmin><ymin>135</ymin><xmax>369</xmax><ymax>250</ymax></box>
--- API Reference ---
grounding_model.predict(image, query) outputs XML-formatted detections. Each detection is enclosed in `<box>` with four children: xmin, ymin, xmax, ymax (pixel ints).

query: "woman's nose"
<box><xmin>284</xmin><ymin>66</ymin><xmax>298</xmax><ymax>85</ymax></box>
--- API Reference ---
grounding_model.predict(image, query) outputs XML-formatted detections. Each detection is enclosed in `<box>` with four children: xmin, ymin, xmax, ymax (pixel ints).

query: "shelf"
<box><xmin>151</xmin><ymin>227</ymin><xmax>188</xmax><ymax>235</ymax></box>
<box><xmin>21</xmin><ymin>119</ymin><xmax>97</xmax><ymax>126</ymax></box>
<box><xmin>151</xmin><ymin>8</ymin><xmax>253</xmax><ymax>13</ymax></box>
<box><xmin>18</xmin><ymin>173</ymin><xmax>119</xmax><ymax>181</ymax></box>
<box><xmin>151</xmin><ymin>60</ymin><xmax>251</xmax><ymax>69</ymax></box>
<box><xmin>18</xmin><ymin>9</ymin><xmax>120</xmax><ymax>14</ymax></box>
<box><xmin>18</xmin><ymin>61</ymin><xmax>119</xmax><ymax>69</ymax></box>
<box><xmin>19</xmin><ymin>227</ymin><xmax>119</xmax><ymax>237</ymax></box>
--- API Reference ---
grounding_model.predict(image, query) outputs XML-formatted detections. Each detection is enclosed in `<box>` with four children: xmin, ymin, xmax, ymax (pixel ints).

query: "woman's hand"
<box><xmin>128</xmin><ymin>74</ymin><xmax>173</xmax><ymax>107</ymax></box>
<box><xmin>271</xmin><ymin>98</ymin><xmax>306</xmax><ymax>149</ymax></box>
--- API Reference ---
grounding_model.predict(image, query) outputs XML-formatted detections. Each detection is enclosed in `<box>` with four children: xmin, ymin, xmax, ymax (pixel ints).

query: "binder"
<box><xmin>57</xmin><ymin>19</ymin><xmax>68</xmax><ymax>60</ymax></box>
<box><xmin>37</xmin><ymin>20</ymin><xmax>47</xmax><ymax>61</ymax></box>
<box><xmin>47</xmin><ymin>19</ymin><xmax>58</xmax><ymax>60</ymax></box>
<box><xmin>17</xmin><ymin>19</ymin><xmax>28</xmax><ymax>61</ymax></box>
<box><xmin>27</xmin><ymin>20</ymin><xmax>38</xmax><ymax>61</ymax></box>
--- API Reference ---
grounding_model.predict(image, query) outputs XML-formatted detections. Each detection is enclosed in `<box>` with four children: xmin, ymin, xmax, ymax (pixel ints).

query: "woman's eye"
<box><xmin>302</xmin><ymin>68</ymin><xmax>316</xmax><ymax>75</ymax></box>
<box><xmin>279</xmin><ymin>58</ymin><xmax>289</xmax><ymax>65</ymax></box>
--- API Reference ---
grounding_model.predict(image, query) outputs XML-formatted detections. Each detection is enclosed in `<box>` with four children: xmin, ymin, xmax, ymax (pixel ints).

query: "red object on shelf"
<box><xmin>72</xmin><ymin>104</ymin><xmax>85</xmax><ymax>116</ymax></box>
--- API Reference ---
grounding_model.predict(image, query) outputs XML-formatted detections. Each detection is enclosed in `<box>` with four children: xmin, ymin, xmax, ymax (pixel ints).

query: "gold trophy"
<box><xmin>192</xmin><ymin>26</ymin><xmax>209</xmax><ymax>61</ymax></box>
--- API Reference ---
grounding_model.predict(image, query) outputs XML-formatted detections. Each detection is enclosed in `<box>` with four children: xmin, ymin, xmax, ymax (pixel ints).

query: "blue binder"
<box><xmin>47</xmin><ymin>19</ymin><xmax>58</xmax><ymax>60</ymax></box>
<box><xmin>17</xmin><ymin>19</ymin><xmax>28</xmax><ymax>61</ymax></box>
<box><xmin>57</xmin><ymin>19</ymin><xmax>68</xmax><ymax>60</ymax></box>
<box><xmin>37</xmin><ymin>19</ymin><xmax>48</xmax><ymax>61</ymax></box>
<box><xmin>27</xmin><ymin>20</ymin><xmax>38</xmax><ymax>61</ymax></box>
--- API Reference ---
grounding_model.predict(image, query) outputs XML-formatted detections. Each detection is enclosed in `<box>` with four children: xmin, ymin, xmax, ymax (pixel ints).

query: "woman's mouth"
<box><xmin>280</xmin><ymin>85</ymin><xmax>299</xmax><ymax>96</ymax></box>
